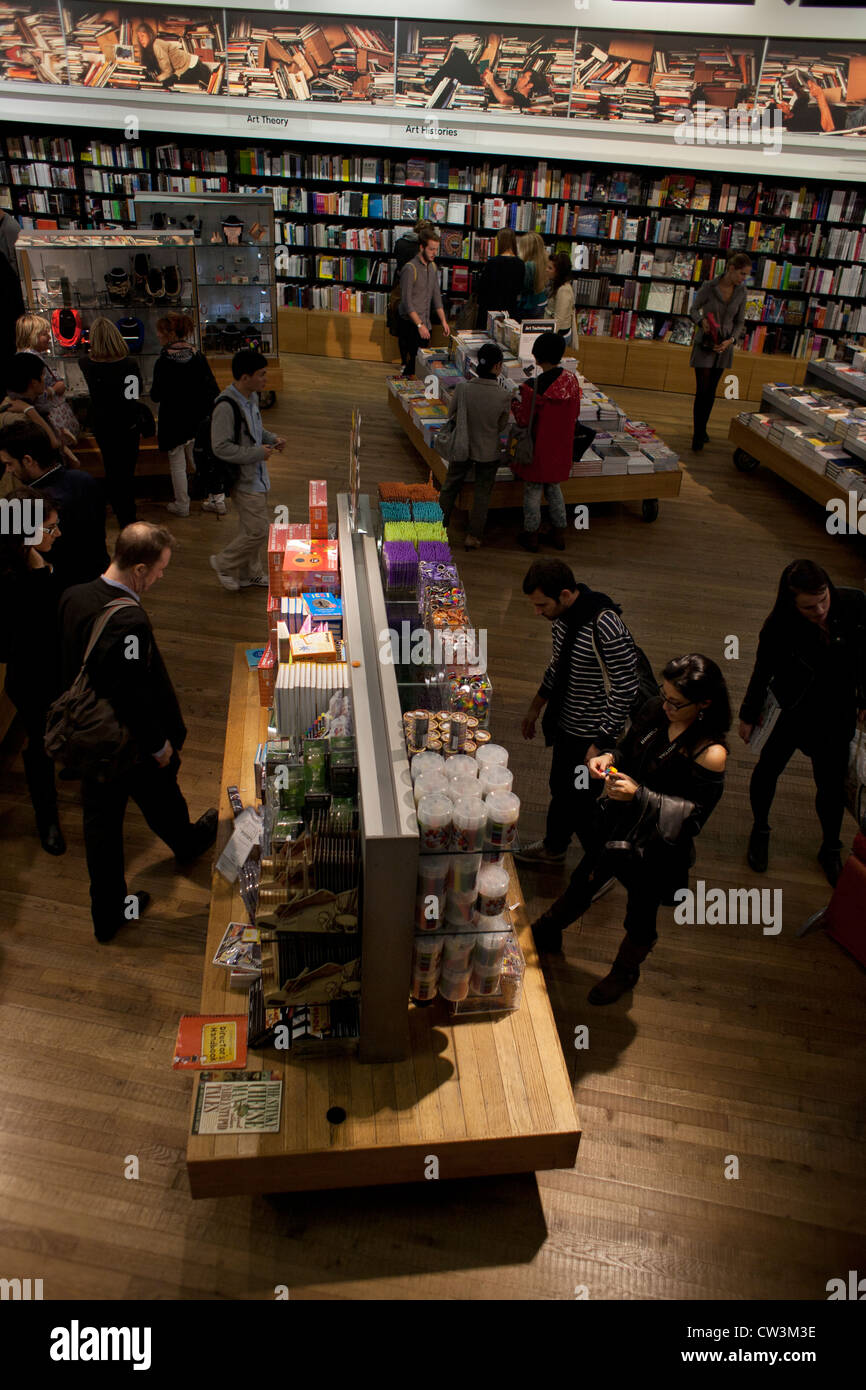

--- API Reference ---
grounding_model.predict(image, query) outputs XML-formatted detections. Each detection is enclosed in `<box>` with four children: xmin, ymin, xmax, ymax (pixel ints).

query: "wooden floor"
<box><xmin>1</xmin><ymin>353</ymin><xmax>863</xmax><ymax>1300</ymax></box>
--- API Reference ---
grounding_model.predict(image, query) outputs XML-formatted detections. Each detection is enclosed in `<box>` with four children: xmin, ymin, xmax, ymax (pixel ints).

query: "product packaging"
<box><xmin>309</xmin><ymin>479</ymin><xmax>328</xmax><ymax>538</ymax></box>
<box><xmin>484</xmin><ymin>791</ymin><xmax>520</xmax><ymax>851</ymax></box>
<box><xmin>416</xmin><ymin>792</ymin><xmax>452</xmax><ymax>852</ymax></box>
<box><xmin>452</xmin><ymin>795</ymin><xmax>487</xmax><ymax>852</ymax></box>
<box><xmin>476</xmin><ymin>863</ymin><xmax>509</xmax><ymax>916</ymax></box>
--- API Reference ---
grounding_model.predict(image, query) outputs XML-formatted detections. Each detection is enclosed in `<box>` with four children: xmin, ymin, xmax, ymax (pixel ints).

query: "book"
<box><xmin>191</xmin><ymin>1071</ymin><xmax>283</xmax><ymax>1134</ymax></box>
<box><xmin>212</xmin><ymin>922</ymin><xmax>262</xmax><ymax>974</ymax></box>
<box><xmin>172</xmin><ymin>1015</ymin><xmax>249</xmax><ymax>1070</ymax></box>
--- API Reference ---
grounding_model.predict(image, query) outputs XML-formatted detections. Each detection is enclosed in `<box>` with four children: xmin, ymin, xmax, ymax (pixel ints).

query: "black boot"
<box><xmin>748</xmin><ymin>825</ymin><xmax>770</xmax><ymax>873</ymax></box>
<box><xmin>517</xmin><ymin>530</ymin><xmax>539</xmax><ymax>553</ymax></box>
<box><xmin>548</xmin><ymin>526</ymin><xmax>567</xmax><ymax>551</ymax></box>
<box><xmin>530</xmin><ymin>907</ymin><xmax>565</xmax><ymax>953</ymax></box>
<box><xmin>817</xmin><ymin>845</ymin><xmax>843</xmax><ymax>887</ymax></box>
<box><xmin>587</xmin><ymin>935</ymin><xmax>653</xmax><ymax>1005</ymax></box>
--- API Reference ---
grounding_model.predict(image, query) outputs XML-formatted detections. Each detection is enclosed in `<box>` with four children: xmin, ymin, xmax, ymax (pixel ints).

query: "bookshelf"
<box><xmin>1</xmin><ymin>123</ymin><xmax>864</xmax><ymax>363</ymax></box>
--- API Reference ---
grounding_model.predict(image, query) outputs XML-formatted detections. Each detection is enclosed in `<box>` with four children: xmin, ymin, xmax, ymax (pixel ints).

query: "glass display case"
<box><xmin>134</xmin><ymin>192</ymin><xmax>279</xmax><ymax>363</ymax></box>
<box><xmin>16</xmin><ymin>228</ymin><xmax>197</xmax><ymax>396</ymax></box>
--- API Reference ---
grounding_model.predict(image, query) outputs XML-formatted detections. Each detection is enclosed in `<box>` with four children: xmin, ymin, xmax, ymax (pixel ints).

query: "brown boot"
<box><xmin>587</xmin><ymin>935</ymin><xmax>654</xmax><ymax>1005</ymax></box>
<box><xmin>549</xmin><ymin>526</ymin><xmax>567</xmax><ymax>551</ymax></box>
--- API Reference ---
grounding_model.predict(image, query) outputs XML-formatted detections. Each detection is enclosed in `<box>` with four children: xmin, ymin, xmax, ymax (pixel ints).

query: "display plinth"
<box><xmin>728</xmin><ymin>417</ymin><xmax>853</xmax><ymax>510</ymax></box>
<box><xmin>388</xmin><ymin>392</ymin><xmax>682</xmax><ymax>514</ymax></box>
<box><xmin>186</xmin><ymin>644</ymin><xmax>580</xmax><ymax>1198</ymax></box>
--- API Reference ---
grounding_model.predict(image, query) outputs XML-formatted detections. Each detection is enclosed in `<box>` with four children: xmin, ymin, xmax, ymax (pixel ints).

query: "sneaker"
<box><xmin>513</xmin><ymin>839</ymin><xmax>566</xmax><ymax>866</ymax></box>
<box><xmin>240</xmin><ymin>574</ymin><xmax>269</xmax><ymax>588</ymax></box>
<box><xmin>209</xmin><ymin>554</ymin><xmax>240</xmax><ymax>592</ymax></box>
<box><xmin>166</xmin><ymin>501</ymin><xmax>190</xmax><ymax>517</ymax></box>
<box><xmin>202</xmin><ymin>496</ymin><xmax>227</xmax><ymax>515</ymax></box>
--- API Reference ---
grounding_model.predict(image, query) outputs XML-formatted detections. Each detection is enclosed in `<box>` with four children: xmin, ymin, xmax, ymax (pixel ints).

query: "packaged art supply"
<box><xmin>479</xmin><ymin>765</ymin><xmax>513</xmax><ymax>798</ymax></box>
<box><xmin>445</xmin><ymin>754</ymin><xmax>477</xmax><ymax>784</ymax></box>
<box><xmin>452</xmin><ymin>795</ymin><xmax>487</xmax><ymax>853</ymax></box>
<box><xmin>410</xmin><ymin>750</ymin><xmax>445</xmax><ymax>783</ymax></box>
<box><xmin>485</xmin><ymin>791</ymin><xmax>520</xmax><ymax>851</ymax></box>
<box><xmin>448</xmin><ymin>850</ymin><xmax>482</xmax><ymax>895</ymax></box>
<box><xmin>414</xmin><ymin>771</ymin><xmax>450</xmax><ymax>806</ymax></box>
<box><xmin>212</xmin><ymin>922</ymin><xmax>262</xmax><ymax>974</ymax></box>
<box><xmin>476</xmin><ymin>743</ymin><xmax>509</xmax><ymax>772</ymax></box>
<box><xmin>257</xmin><ymin>643</ymin><xmax>276</xmax><ymax>708</ymax></box>
<box><xmin>476</xmin><ymin>864</ymin><xmax>509</xmax><ymax>917</ymax></box>
<box><xmin>309</xmin><ymin>479</ymin><xmax>328</xmax><ymax>538</ymax></box>
<box><xmin>417</xmin><ymin>792</ymin><xmax>452</xmax><ymax>852</ymax></box>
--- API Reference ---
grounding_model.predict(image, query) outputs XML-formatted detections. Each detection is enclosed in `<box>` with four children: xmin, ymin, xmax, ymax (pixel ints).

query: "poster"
<box><xmin>395</xmin><ymin>22</ymin><xmax>575</xmax><ymax>117</ymax></box>
<box><xmin>0</xmin><ymin>2</ymin><xmax>68</xmax><ymax>84</ymax></box>
<box><xmin>755</xmin><ymin>40</ymin><xmax>866</xmax><ymax>136</ymax></box>
<box><xmin>225</xmin><ymin>11</ymin><xmax>395</xmax><ymax>103</ymax></box>
<box><xmin>63</xmin><ymin>4</ymin><xmax>225</xmax><ymax>92</ymax></box>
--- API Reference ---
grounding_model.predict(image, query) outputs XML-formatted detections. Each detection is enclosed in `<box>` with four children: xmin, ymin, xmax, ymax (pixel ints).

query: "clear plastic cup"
<box><xmin>472</xmin><ymin>930</ymin><xmax>509</xmax><ymax>971</ymax></box>
<box><xmin>445</xmin><ymin>754</ymin><xmax>478</xmax><ymax>784</ymax></box>
<box><xmin>445</xmin><ymin>771</ymin><xmax>480</xmax><ymax>802</ymax></box>
<box><xmin>417</xmin><ymin>792</ymin><xmax>452</xmax><ymax>853</ymax></box>
<box><xmin>413</xmin><ymin>935</ymin><xmax>444</xmax><ymax>975</ymax></box>
<box><xmin>445</xmin><ymin>886</ymin><xmax>478</xmax><ymax>926</ymax></box>
<box><xmin>469</xmin><ymin>962</ymin><xmax>503</xmax><ymax>996</ymax></box>
<box><xmin>476</xmin><ymin>864</ymin><xmax>509</xmax><ymax>917</ymax></box>
<box><xmin>442</xmin><ymin>932</ymin><xmax>476</xmax><ymax>970</ymax></box>
<box><xmin>438</xmin><ymin>964</ymin><xmax>472</xmax><ymax>1001</ymax></box>
<box><xmin>479</xmin><ymin>765</ymin><xmax>513</xmax><ymax>799</ymax></box>
<box><xmin>417</xmin><ymin>854</ymin><xmax>449</xmax><ymax>898</ymax></box>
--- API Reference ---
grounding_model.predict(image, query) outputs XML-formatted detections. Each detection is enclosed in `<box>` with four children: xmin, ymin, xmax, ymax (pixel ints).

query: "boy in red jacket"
<box><xmin>512</xmin><ymin>332</ymin><xmax>580</xmax><ymax>552</ymax></box>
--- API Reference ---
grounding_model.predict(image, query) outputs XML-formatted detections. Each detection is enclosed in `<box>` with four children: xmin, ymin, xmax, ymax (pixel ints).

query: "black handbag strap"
<box><xmin>76</xmin><ymin>599</ymin><xmax>139</xmax><ymax>682</ymax></box>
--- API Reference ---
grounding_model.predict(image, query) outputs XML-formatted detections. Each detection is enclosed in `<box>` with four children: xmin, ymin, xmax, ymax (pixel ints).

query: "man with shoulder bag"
<box><xmin>56</xmin><ymin>523</ymin><xmax>218</xmax><ymax>942</ymax></box>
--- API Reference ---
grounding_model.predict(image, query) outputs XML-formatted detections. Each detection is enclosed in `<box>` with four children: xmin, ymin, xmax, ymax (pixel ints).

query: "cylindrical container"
<box><xmin>411</xmin><ymin>750</ymin><xmax>445</xmax><ymax>783</ymax></box>
<box><xmin>442</xmin><ymin>932</ymin><xmax>476</xmax><ymax>970</ymax></box>
<box><xmin>411</xmin><ymin>972</ymin><xmax>440</xmax><ymax>1002</ymax></box>
<box><xmin>473</xmin><ymin>929</ymin><xmax>509</xmax><ymax>970</ymax></box>
<box><xmin>476</xmin><ymin>864</ymin><xmax>509</xmax><ymax>917</ymax></box>
<box><xmin>452</xmin><ymin>795</ymin><xmax>488</xmax><ymax>852</ymax></box>
<box><xmin>417</xmin><ymin>854</ymin><xmax>450</xmax><ymax>898</ymax></box>
<box><xmin>474</xmin><ymin>728</ymin><xmax>492</xmax><ymax>746</ymax></box>
<box><xmin>413</xmin><ymin>770</ymin><xmax>450</xmax><ymax>806</ymax></box>
<box><xmin>448</xmin><ymin>851</ymin><xmax>482</xmax><ymax>895</ymax></box>
<box><xmin>416</xmin><ymin>892</ymin><xmax>443</xmax><ymax>930</ymax></box>
<box><xmin>417</xmin><ymin>792</ymin><xmax>452</xmax><ymax>852</ymax></box>
<box><xmin>479</xmin><ymin>765</ymin><xmax>513</xmax><ymax>799</ymax></box>
<box><xmin>426</xmin><ymin>737</ymin><xmax>443</xmax><ymax>754</ymax></box>
<box><xmin>438</xmin><ymin>962</ymin><xmax>473</xmax><ymax>1002</ymax></box>
<box><xmin>445</xmin><ymin>754</ymin><xmax>477</xmax><ymax>784</ymax></box>
<box><xmin>413</xmin><ymin>934</ymin><xmax>444</xmax><ymax>975</ymax></box>
<box><xmin>445</xmin><ymin>886</ymin><xmax>477</xmax><ymax>926</ymax></box>
<box><xmin>445</xmin><ymin>771</ymin><xmax>480</xmax><ymax>802</ymax></box>
<box><xmin>463</xmin><ymin>740</ymin><xmax>477</xmax><ymax>757</ymax></box>
<box><xmin>469</xmin><ymin>962</ymin><xmax>503</xmax><ymax>996</ymax></box>
<box><xmin>476</xmin><ymin>742</ymin><xmax>508</xmax><ymax>772</ymax></box>
<box><xmin>485</xmin><ymin>791</ymin><xmax>520</xmax><ymax>851</ymax></box>
<box><xmin>446</xmin><ymin>721</ymin><xmax>466</xmax><ymax>752</ymax></box>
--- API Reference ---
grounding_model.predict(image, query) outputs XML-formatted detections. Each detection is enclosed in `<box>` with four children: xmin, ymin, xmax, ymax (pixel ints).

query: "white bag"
<box><xmin>846</xmin><ymin>717</ymin><xmax>866</xmax><ymax>829</ymax></box>
<box><xmin>748</xmin><ymin>690</ymin><xmax>781</xmax><ymax>755</ymax></box>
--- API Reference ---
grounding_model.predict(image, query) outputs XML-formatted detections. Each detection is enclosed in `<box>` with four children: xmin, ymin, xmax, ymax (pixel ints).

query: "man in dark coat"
<box><xmin>59</xmin><ymin>522</ymin><xmax>217</xmax><ymax>941</ymax></box>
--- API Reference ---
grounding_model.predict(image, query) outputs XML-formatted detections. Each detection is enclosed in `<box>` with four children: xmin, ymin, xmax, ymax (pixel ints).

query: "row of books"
<box><xmin>8</xmin><ymin>163</ymin><xmax>76</xmax><ymax>189</ymax></box>
<box><xmin>277</xmin><ymin>254</ymin><xmax>396</xmax><ymax>286</ymax></box>
<box><xmin>82</xmin><ymin>169</ymin><xmax>153</xmax><ymax>196</ymax></box>
<box><xmin>278</xmin><ymin>284</ymin><xmax>389</xmax><ymax>313</ymax></box>
<box><xmin>762</xmin><ymin>381</ymin><xmax>866</xmax><ymax>458</ymax></box>
<box><xmin>738</xmin><ymin>407</ymin><xmax>862</xmax><ymax>483</ymax></box>
<box><xmin>276</xmin><ymin>223</ymin><xmax>398</xmax><ymax>252</ymax></box>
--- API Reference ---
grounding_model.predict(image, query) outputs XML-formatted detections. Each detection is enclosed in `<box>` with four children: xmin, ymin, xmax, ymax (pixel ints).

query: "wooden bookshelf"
<box><xmin>186</xmin><ymin>645</ymin><xmax>581</xmax><ymax>1197</ymax></box>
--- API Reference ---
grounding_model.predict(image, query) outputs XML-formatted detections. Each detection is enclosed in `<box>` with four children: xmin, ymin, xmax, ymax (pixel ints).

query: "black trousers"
<box><xmin>749</xmin><ymin>715</ymin><xmax>851</xmax><ymax>851</ymax></box>
<box><xmin>438</xmin><ymin>458</ymin><xmax>500</xmax><ymax>539</ymax></box>
<box><xmin>397</xmin><ymin>319</ymin><xmax>422</xmax><ymax>375</ymax></box>
<box><xmin>549</xmin><ymin>848</ymin><xmax>665</xmax><ymax>949</ymax></box>
<box><xmin>82</xmin><ymin>751</ymin><xmax>195</xmax><ymax>936</ymax></box>
<box><xmin>14</xmin><ymin>698</ymin><xmax>58</xmax><ymax>831</ymax></box>
<box><xmin>693</xmin><ymin>366</ymin><xmax>724</xmax><ymax>440</ymax></box>
<box><xmin>545</xmin><ymin>730</ymin><xmax>603</xmax><ymax>855</ymax></box>
<box><xmin>95</xmin><ymin>422</ymin><xmax>140</xmax><ymax>529</ymax></box>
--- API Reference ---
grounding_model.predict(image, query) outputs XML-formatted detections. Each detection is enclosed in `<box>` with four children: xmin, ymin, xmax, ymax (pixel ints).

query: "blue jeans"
<box><xmin>523</xmin><ymin>481</ymin><xmax>566</xmax><ymax>532</ymax></box>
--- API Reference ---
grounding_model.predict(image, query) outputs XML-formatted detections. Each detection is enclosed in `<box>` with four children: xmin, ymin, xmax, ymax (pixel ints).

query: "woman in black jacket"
<box><xmin>151</xmin><ymin>313</ymin><xmax>219</xmax><ymax>517</ymax></box>
<box><xmin>475</xmin><ymin>228</ymin><xmax>525</xmax><ymax>326</ymax></box>
<box><xmin>532</xmin><ymin>654</ymin><xmax>730</xmax><ymax>1004</ymax></box>
<box><xmin>739</xmin><ymin>559</ymin><xmax>866</xmax><ymax>885</ymax></box>
<box><xmin>79</xmin><ymin>317</ymin><xmax>143</xmax><ymax>528</ymax></box>
<box><xmin>0</xmin><ymin>485</ymin><xmax>64</xmax><ymax>854</ymax></box>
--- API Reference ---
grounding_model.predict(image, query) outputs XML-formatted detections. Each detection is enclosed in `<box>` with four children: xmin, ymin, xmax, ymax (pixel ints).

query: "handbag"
<box><xmin>436</xmin><ymin>385</ymin><xmax>469</xmax><ymax>463</ymax></box>
<box><xmin>845</xmin><ymin>714</ymin><xmax>866</xmax><ymax>829</ymax></box>
<box><xmin>136</xmin><ymin>401</ymin><xmax>156</xmax><ymax>437</ymax></box>
<box><xmin>748</xmin><ymin>689</ymin><xmax>781</xmax><ymax>754</ymax></box>
<box><xmin>44</xmin><ymin>599</ymin><xmax>141</xmax><ymax>782</ymax></box>
<box><xmin>504</xmin><ymin>374</ymin><xmax>539</xmax><ymax>476</ymax></box>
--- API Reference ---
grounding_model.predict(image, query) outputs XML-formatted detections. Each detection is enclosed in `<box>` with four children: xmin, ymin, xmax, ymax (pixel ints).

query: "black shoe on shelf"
<box><xmin>39</xmin><ymin>822</ymin><xmax>66</xmax><ymax>856</ymax></box>
<box><xmin>94</xmin><ymin>890</ymin><xmax>151</xmax><ymax>943</ymax></box>
<box><xmin>817</xmin><ymin>846</ymin><xmax>843</xmax><ymax>887</ymax></box>
<box><xmin>748</xmin><ymin>825</ymin><xmax>770</xmax><ymax>873</ymax></box>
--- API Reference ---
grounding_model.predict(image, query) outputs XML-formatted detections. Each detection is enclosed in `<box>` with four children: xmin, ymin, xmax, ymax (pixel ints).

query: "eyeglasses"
<box><xmin>43</xmin><ymin>523</ymin><xmax>61</xmax><ymax>536</ymax></box>
<box><xmin>658</xmin><ymin>684</ymin><xmax>694</xmax><ymax>712</ymax></box>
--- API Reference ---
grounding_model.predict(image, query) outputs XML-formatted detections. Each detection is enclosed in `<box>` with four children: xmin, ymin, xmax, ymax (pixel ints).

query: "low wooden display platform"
<box><xmin>186</xmin><ymin>645</ymin><xmax>581</xmax><ymax>1197</ymax></box>
<box><xmin>728</xmin><ymin>416</ymin><xmax>852</xmax><ymax>511</ymax></box>
<box><xmin>388</xmin><ymin>391</ymin><xmax>683</xmax><ymax>517</ymax></box>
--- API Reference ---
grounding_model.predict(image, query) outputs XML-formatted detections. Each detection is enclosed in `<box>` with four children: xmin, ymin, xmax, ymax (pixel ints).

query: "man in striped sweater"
<box><xmin>516</xmin><ymin>559</ymin><xmax>639</xmax><ymax>866</ymax></box>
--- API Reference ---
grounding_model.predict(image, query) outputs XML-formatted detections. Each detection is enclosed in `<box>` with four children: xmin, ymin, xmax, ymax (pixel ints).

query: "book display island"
<box><xmin>1</xmin><ymin>127</ymin><xmax>865</xmax><ymax>368</ymax></box>
<box><xmin>186</xmin><ymin>483</ymin><xmax>579</xmax><ymax>1196</ymax></box>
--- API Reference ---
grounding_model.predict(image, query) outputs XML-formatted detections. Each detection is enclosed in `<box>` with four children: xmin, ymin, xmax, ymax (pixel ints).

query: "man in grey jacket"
<box><xmin>398</xmin><ymin>230</ymin><xmax>450</xmax><ymax>376</ymax></box>
<box><xmin>209</xmin><ymin>349</ymin><xmax>285</xmax><ymax>592</ymax></box>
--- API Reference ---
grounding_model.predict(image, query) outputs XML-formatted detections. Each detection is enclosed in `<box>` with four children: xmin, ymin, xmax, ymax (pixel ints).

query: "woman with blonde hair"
<box><xmin>15</xmin><ymin>311</ymin><xmax>81</xmax><ymax>445</ymax></box>
<box><xmin>80</xmin><ymin>316</ymin><xmax>143</xmax><ymax>527</ymax></box>
<box><xmin>518</xmin><ymin>231</ymin><xmax>548</xmax><ymax>317</ymax></box>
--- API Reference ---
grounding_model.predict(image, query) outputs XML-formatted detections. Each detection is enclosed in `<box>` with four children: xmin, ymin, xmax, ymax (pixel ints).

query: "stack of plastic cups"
<box><xmin>475</xmin><ymin>743</ymin><xmax>509</xmax><ymax>775</ymax></box>
<box><xmin>478</xmin><ymin>764</ymin><xmax>513</xmax><ymax>799</ymax></box>
<box><xmin>439</xmin><ymin>932</ymin><xmax>477</xmax><ymax>1001</ymax></box>
<box><xmin>416</xmin><ymin>854</ymin><xmax>449</xmax><ymax>929</ymax></box>
<box><xmin>445</xmin><ymin>753</ymin><xmax>478</xmax><ymax>785</ymax></box>
<box><xmin>476</xmin><ymin>862</ymin><xmax>509</xmax><ymax>916</ymax></box>
<box><xmin>417</xmin><ymin>792</ymin><xmax>452</xmax><ymax>853</ymax></box>
<box><xmin>412</xmin><ymin>935</ymin><xmax>444</xmax><ymax>1002</ymax></box>
<box><xmin>470</xmin><ymin>930</ymin><xmax>509</xmax><ymax>996</ymax></box>
<box><xmin>484</xmin><ymin>790</ymin><xmax>520</xmax><ymax>861</ymax></box>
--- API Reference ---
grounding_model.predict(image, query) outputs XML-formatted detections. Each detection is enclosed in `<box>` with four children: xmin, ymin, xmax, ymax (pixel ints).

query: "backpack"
<box><xmin>589</xmin><ymin>611</ymin><xmax>658</xmax><ymax>721</ymax></box>
<box><xmin>387</xmin><ymin>261</ymin><xmax>416</xmax><ymax>337</ymax></box>
<box><xmin>44</xmin><ymin>599</ymin><xmax>141</xmax><ymax>782</ymax></box>
<box><xmin>190</xmin><ymin>392</ymin><xmax>245</xmax><ymax>499</ymax></box>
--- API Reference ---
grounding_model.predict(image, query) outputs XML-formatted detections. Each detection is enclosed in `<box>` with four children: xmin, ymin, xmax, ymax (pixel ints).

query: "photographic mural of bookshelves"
<box><xmin>1</xmin><ymin>121</ymin><xmax>865</xmax><ymax>361</ymax></box>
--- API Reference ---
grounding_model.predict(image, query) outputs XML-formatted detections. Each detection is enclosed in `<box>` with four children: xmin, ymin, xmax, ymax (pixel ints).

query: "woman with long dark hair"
<box><xmin>740</xmin><ymin>560</ymin><xmax>866</xmax><ymax>884</ymax></box>
<box><xmin>475</xmin><ymin>227</ymin><xmax>525</xmax><ymax>325</ymax></box>
<box><xmin>0</xmin><ymin>485</ymin><xmax>64</xmax><ymax>854</ymax></box>
<box><xmin>136</xmin><ymin>23</ymin><xmax>213</xmax><ymax>88</ymax></box>
<box><xmin>532</xmin><ymin>654</ymin><xmax>730</xmax><ymax>1004</ymax></box>
<box><xmin>545</xmin><ymin>251</ymin><xmax>576</xmax><ymax>343</ymax></box>
<box><xmin>687</xmin><ymin>252</ymin><xmax>750</xmax><ymax>451</ymax></box>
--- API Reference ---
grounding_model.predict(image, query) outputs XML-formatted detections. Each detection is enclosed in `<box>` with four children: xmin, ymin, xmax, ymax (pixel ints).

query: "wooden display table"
<box><xmin>728</xmin><ymin>416</ymin><xmax>853</xmax><ymax>511</ymax></box>
<box><xmin>186</xmin><ymin>645</ymin><xmax>581</xmax><ymax>1197</ymax></box>
<box><xmin>388</xmin><ymin>391</ymin><xmax>682</xmax><ymax>521</ymax></box>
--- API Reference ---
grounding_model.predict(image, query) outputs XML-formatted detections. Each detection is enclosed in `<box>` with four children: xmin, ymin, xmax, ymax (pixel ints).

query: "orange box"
<box><xmin>282</xmin><ymin>539</ymin><xmax>339</xmax><ymax>595</ymax></box>
<box><xmin>309</xmin><ymin>480</ymin><xmax>328</xmax><ymax>539</ymax></box>
<box><xmin>257</xmin><ymin>642</ymin><xmax>276</xmax><ymax>707</ymax></box>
